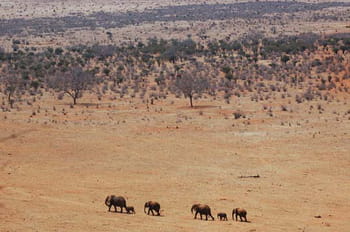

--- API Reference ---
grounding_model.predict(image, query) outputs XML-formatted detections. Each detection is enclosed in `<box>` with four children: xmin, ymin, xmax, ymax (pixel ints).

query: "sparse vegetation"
<box><xmin>172</xmin><ymin>65</ymin><xmax>210</xmax><ymax>107</ymax></box>
<box><xmin>1</xmin><ymin>2</ymin><xmax>349</xmax><ymax>231</ymax></box>
<box><xmin>0</xmin><ymin>33</ymin><xmax>348</xmax><ymax>109</ymax></box>
<box><xmin>48</xmin><ymin>66</ymin><xmax>96</xmax><ymax>105</ymax></box>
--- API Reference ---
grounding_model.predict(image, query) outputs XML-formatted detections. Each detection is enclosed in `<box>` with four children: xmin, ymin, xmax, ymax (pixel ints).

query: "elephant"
<box><xmin>126</xmin><ymin>206</ymin><xmax>135</xmax><ymax>214</ymax></box>
<box><xmin>217</xmin><ymin>212</ymin><xmax>228</xmax><ymax>221</ymax></box>
<box><xmin>191</xmin><ymin>204</ymin><xmax>214</xmax><ymax>220</ymax></box>
<box><xmin>105</xmin><ymin>195</ymin><xmax>127</xmax><ymax>213</ymax></box>
<box><xmin>232</xmin><ymin>208</ymin><xmax>247</xmax><ymax>222</ymax></box>
<box><xmin>144</xmin><ymin>201</ymin><xmax>161</xmax><ymax>216</ymax></box>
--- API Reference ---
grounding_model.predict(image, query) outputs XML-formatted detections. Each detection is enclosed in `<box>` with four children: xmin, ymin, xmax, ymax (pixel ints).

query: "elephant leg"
<box><xmin>148</xmin><ymin>208</ymin><xmax>151</xmax><ymax>215</ymax></box>
<box><xmin>151</xmin><ymin>209</ymin><xmax>155</xmax><ymax>216</ymax></box>
<box><xmin>200</xmin><ymin>213</ymin><xmax>203</xmax><ymax>220</ymax></box>
<box><xmin>239</xmin><ymin>215</ymin><xmax>243</xmax><ymax>221</ymax></box>
<box><xmin>121</xmin><ymin>206</ymin><xmax>123</xmax><ymax>213</ymax></box>
<box><xmin>114</xmin><ymin>205</ymin><xmax>117</xmax><ymax>212</ymax></box>
<box><xmin>108</xmin><ymin>205</ymin><xmax>111</xmax><ymax>211</ymax></box>
<box><xmin>157</xmin><ymin>210</ymin><xmax>160</xmax><ymax>216</ymax></box>
<box><xmin>194</xmin><ymin>211</ymin><xmax>198</xmax><ymax>219</ymax></box>
<box><xmin>206</xmin><ymin>214</ymin><xmax>208</xmax><ymax>221</ymax></box>
<box><xmin>244</xmin><ymin>216</ymin><xmax>247</xmax><ymax>222</ymax></box>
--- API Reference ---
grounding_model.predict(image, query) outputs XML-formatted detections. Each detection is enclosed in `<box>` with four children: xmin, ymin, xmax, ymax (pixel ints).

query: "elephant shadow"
<box><xmin>237</xmin><ymin>220</ymin><xmax>251</xmax><ymax>223</ymax></box>
<box><xmin>110</xmin><ymin>211</ymin><xmax>129</xmax><ymax>214</ymax></box>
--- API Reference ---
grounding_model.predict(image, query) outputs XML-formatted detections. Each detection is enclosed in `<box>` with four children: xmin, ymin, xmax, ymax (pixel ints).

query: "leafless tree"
<box><xmin>173</xmin><ymin>68</ymin><xmax>210</xmax><ymax>107</ymax></box>
<box><xmin>49</xmin><ymin>66</ymin><xmax>96</xmax><ymax>105</ymax></box>
<box><xmin>1</xmin><ymin>72</ymin><xmax>26</xmax><ymax>108</ymax></box>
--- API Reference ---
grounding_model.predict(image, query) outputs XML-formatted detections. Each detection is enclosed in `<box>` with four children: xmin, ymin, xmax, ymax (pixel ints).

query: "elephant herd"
<box><xmin>105</xmin><ymin>195</ymin><xmax>248</xmax><ymax>222</ymax></box>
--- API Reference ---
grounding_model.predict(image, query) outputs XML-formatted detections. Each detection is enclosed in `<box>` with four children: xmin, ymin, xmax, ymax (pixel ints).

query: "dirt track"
<box><xmin>1</xmin><ymin>95</ymin><xmax>349</xmax><ymax>231</ymax></box>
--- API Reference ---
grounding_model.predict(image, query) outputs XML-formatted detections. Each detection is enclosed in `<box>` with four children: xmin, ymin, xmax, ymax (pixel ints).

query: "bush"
<box><xmin>233</xmin><ymin>111</ymin><xmax>244</xmax><ymax>119</ymax></box>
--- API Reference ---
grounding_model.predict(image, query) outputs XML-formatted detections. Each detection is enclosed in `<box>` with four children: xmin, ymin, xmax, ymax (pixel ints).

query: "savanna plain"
<box><xmin>0</xmin><ymin>0</ymin><xmax>350</xmax><ymax>231</ymax></box>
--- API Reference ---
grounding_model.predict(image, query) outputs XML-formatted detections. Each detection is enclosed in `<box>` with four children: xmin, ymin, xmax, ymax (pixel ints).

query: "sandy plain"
<box><xmin>1</xmin><ymin>0</ymin><xmax>350</xmax><ymax>231</ymax></box>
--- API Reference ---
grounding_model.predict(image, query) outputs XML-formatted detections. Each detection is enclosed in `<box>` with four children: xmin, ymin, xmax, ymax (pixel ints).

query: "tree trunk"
<box><xmin>66</xmin><ymin>91</ymin><xmax>77</xmax><ymax>105</ymax></box>
<box><xmin>8</xmin><ymin>92</ymin><xmax>13</xmax><ymax>108</ymax></box>
<box><xmin>71</xmin><ymin>90</ymin><xmax>79</xmax><ymax>105</ymax></box>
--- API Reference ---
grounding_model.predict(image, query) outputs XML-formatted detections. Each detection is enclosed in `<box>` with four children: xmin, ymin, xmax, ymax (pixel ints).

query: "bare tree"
<box><xmin>173</xmin><ymin>68</ymin><xmax>210</xmax><ymax>107</ymax></box>
<box><xmin>1</xmin><ymin>73</ymin><xmax>26</xmax><ymax>108</ymax></box>
<box><xmin>49</xmin><ymin>66</ymin><xmax>96</xmax><ymax>105</ymax></box>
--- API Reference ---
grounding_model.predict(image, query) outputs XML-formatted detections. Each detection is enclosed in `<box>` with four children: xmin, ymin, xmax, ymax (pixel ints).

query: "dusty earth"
<box><xmin>1</xmin><ymin>0</ymin><xmax>350</xmax><ymax>231</ymax></box>
<box><xmin>0</xmin><ymin>92</ymin><xmax>349</xmax><ymax>232</ymax></box>
<box><xmin>1</xmin><ymin>0</ymin><xmax>342</xmax><ymax>19</ymax></box>
<box><xmin>0</xmin><ymin>0</ymin><xmax>349</xmax><ymax>51</ymax></box>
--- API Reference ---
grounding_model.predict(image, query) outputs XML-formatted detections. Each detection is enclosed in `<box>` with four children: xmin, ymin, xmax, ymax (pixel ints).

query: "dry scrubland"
<box><xmin>1</xmin><ymin>0</ymin><xmax>235</xmax><ymax>19</ymax></box>
<box><xmin>0</xmin><ymin>0</ymin><xmax>347</xmax><ymax>19</ymax></box>
<box><xmin>1</xmin><ymin>92</ymin><xmax>350</xmax><ymax>232</ymax></box>
<box><xmin>1</xmin><ymin>0</ymin><xmax>350</xmax><ymax>231</ymax></box>
<box><xmin>0</xmin><ymin>0</ymin><xmax>349</xmax><ymax>49</ymax></box>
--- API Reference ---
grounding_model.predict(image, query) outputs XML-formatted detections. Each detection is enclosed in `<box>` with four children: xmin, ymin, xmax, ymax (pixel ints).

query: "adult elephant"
<box><xmin>191</xmin><ymin>204</ymin><xmax>214</xmax><ymax>220</ymax></box>
<box><xmin>144</xmin><ymin>201</ymin><xmax>161</xmax><ymax>216</ymax></box>
<box><xmin>232</xmin><ymin>208</ymin><xmax>248</xmax><ymax>222</ymax></box>
<box><xmin>105</xmin><ymin>195</ymin><xmax>127</xmax><ymax>213</ymax></box>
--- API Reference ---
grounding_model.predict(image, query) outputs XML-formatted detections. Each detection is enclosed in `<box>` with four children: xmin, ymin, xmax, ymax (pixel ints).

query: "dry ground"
<box><xmin>0</xmin><ymin>0</ymin><xmax>349</xmax><ymax>51</ymax></box>
<box><xmin>1</xmin><ymin>0</ymin><xmax>342</xmax><ymax>19</ymax></box>
<box><xmin>1</xmin><ymin>93</ymin><xmax>350</xmax><ymax>231</ymax></box>
<box><xmin>1</xmin><ymin>1</ymin><xmax>350</xmax><ymax>231</ymax></box>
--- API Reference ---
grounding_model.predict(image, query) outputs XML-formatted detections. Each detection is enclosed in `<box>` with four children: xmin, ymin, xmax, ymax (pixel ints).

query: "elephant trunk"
<box><xmin>144</xmin><ymin>203</ymin><xmax>147</xmax><ymax>213</ymax></box>
<box><xmin>105</xmin><ymin>196</ymin><xmax>110</xmax><ymax>206</ymax></box>
<box><xmin>208</xmin><ymin>209</ymin><xmax>214</xmax><ymax>220</ymax></box>
<box><xmin>191</xmin><ymin>205</ymin><xmax>196</xmax><ymax>214</ymax></box>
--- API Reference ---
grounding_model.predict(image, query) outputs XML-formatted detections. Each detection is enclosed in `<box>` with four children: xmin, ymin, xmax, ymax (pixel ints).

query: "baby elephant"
<box><xmin>232</xmin><ymin>208</ymin><xmax>247</xmax><ymax>222</ymax></box>
<box><xmin>144</xmin><ymin>201</ymin><xmax>161</xmax><ymax>216</ymax></box>
<box><xmin>126</xmin><ymin>206</ymin><xmax>135</xmax><ymax>214</ymax></box>
<box><xmin>217</xmin><ymin>212</ymin><xmax>228</xmax><ymax>221</ymax></box>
